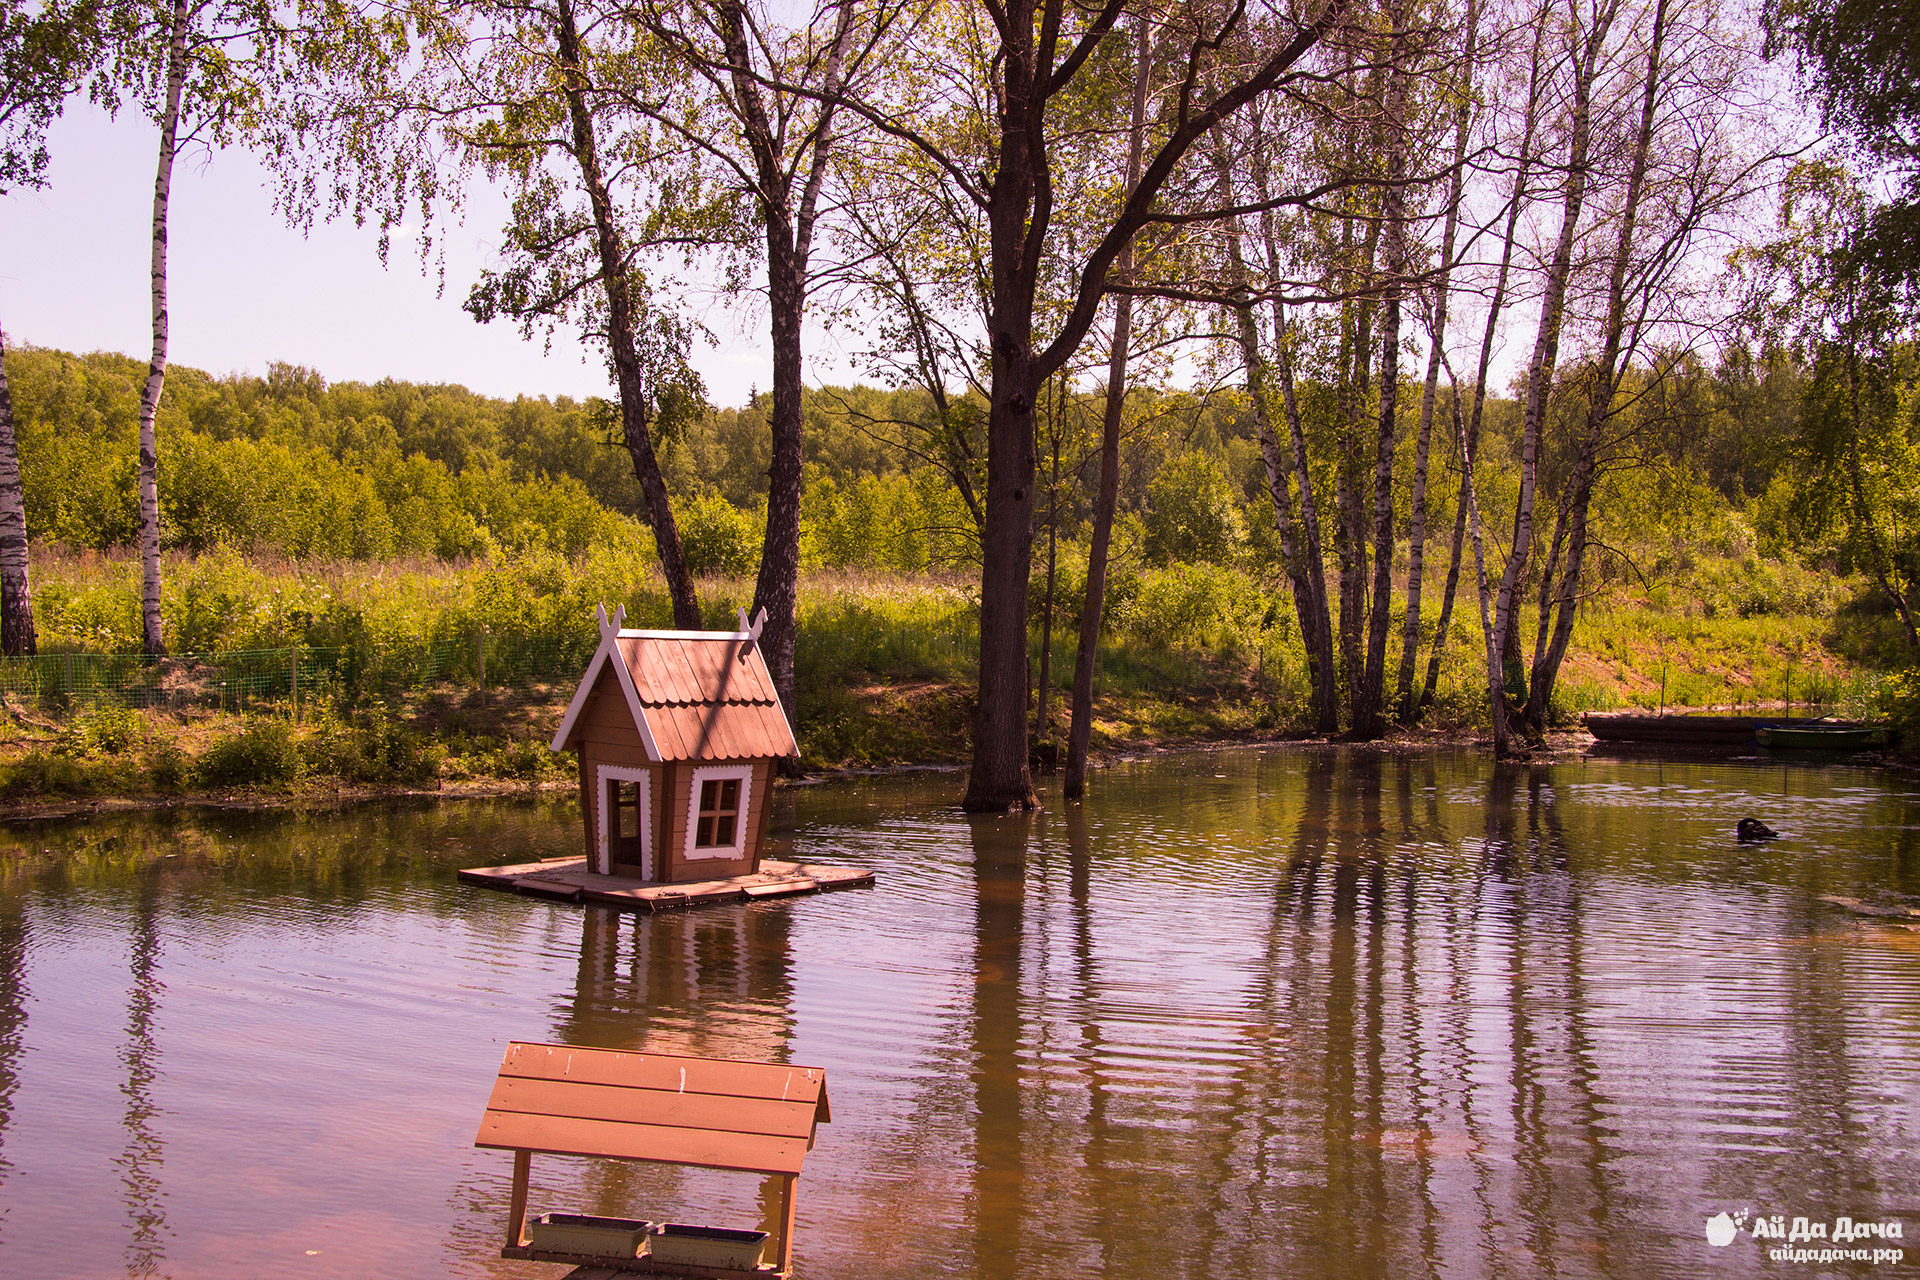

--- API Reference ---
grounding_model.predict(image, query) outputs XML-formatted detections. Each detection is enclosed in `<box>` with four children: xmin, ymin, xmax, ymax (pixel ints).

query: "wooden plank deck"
<box><xmin>458</xmin><ymin>857</ymin><xmax>873</xmax><ymax>912</ymax></box>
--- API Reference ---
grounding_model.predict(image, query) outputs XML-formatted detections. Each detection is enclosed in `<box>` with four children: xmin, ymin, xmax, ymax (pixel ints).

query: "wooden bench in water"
<box><xmin>478</xmin><ymin>1041</ymin><xmax>831</xmax><ymax>1279</ymax></box>
<box><xmin>458</xmin><ymin>857</ymin><xmax>874</xmax><ymax>911</ymax></box>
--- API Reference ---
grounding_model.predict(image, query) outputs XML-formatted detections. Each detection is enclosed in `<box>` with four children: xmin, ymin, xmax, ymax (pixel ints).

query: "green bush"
<box><xmin>197</xmin><ymin>717</ymin><xmax>302</xmax><ymax>788</ymax></box>
<box><xmin>1873</xmin><ymin>669</ymin><xmax>1920</xmax><ymax>755</ymax></box>
<box><xmin>1142</xmin><ymin>452</ymin><xmax>1246</xmax><ymax>567</ymax></box>
<box><xmin>148</xmin><ymin>741</ymin><xmax>188</xmax><ymax>791</ymax></box>
<box><xmin>677</xmin><ymin>490</ymin><xmax>762</xmax><ymax>577</ymax></box>
<box><xmin>56</xmin><ymin>704</ymin><xmax>145</xmax><ymax>756</ymax></box>
<box><xmin>0</xmin><ymin>749</ymin><xmax>94</xmax><ymax>798</ymax></box>
<box><xmin>306</xmin><ymin>710</ymin><xmax>443</xmax><ymax>785</ymax></box>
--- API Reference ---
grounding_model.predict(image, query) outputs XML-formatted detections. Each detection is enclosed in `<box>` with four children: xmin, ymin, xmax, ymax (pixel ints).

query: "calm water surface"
<box><xmin>0</xmin><ymin>749</ymin><xmax>1916</xmax><ymax>1279</ymax></box>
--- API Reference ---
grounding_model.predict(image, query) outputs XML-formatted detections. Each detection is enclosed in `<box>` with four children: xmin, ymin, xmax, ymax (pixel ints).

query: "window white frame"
<box><xmin>684</xmin><ymin>763</ymin><xmax>753</xmax><ymax>861</ymax></box>
<box><xmin>595</xmin><ymin>764</ymin><xmax>653</xmax><ymax>879</ymax></box>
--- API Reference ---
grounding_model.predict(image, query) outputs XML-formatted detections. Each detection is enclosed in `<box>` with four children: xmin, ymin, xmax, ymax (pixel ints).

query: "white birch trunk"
<box><xmin>139</xmin><ymin>0</ymin><xmax>190</xmax><ymax>657</ymax></box>
<box><xmin>0</xmin><ymin>326</ymin><xmax>35</xmax><ymax>655</ymax></box>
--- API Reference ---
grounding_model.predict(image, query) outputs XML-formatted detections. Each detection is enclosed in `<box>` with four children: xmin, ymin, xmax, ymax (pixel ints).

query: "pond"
<box><xmin>0</xmin><ymin>748</ymin><xmax>1916</xmax><ymax>1279</ymax></box>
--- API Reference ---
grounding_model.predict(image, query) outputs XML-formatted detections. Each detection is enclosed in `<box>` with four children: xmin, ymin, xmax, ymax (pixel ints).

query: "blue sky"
<box><xmin>0</xmin><ymin>103</ymin><xmax>855</xmax><ymax>407</ymax></box>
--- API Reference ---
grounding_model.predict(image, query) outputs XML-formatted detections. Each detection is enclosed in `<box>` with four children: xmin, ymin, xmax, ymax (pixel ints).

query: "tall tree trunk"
<box><xmin>1488</xmin><ymin>9</ymin><xmax>1606</xmax><ymax>755</ymax></box>
<box><xmin>1218</xmin><ymin>128</ymin><xmax>1323</xmax><ymax>727</ymax></box>
<box><xmin>964</xmin><ymin>0</ymin><xmax>1347</xmax><ymax>810</ymax></box>
<box><xmin>726</xmin><ymin>0</ymin><xmax>853</xmax><ymax>744</ymax></box>
<box><xmin>1395</xmin><ymin>0</ymin><xmax>1479</xmax><ymax>723</ymax></box>
<box><xmin>138</xmin><ymin>0</ymin><xmax>189</xmax><ymax>658</ymax></box>
<box><xmin>0</xmin><ymin>328</ymin><xmax>35</xmax><ymax>656</ymax></box>
<box><xmin>1525</xmin><ymin>0</ymin><xmax>1673</xmax><ymax>729</ymax></box>
<box><xmin>1065</xmin><ymin>8</ymin><xmax>1150</xmax><ymax>800</ymax></box>
<box><xmin>1034</xmin><ymin>379</ymin><xmax>1062</xmax><ymax>757</ymax></box>
<box><xmin>1453</xmin><ymin>386</ymin><xmax>1500</xmax><ymax>737</ymax></box>
<box><xmin>1354</xmin><ymin>0</ymin><xmax>1413</xmax><ymax>741</ymax></box>
<box><xmin>1249</xmin><ymin>104</ymin><xmax>1339</xmax><ymax>732</ymax></box>
<box><xmin>1334</xmin><ymin>302</ymin><xmax>1373</xmax><ymax>722</ymax></box>
<box><xmin>1271</xmin><ymin>303</ymin><xmax>1340</xmax><ymax>731</ymax></box>
<box><xmin>556</xmin><ymin>0</ymin><xmax>698</xmax><ymax>629</ymax></box>
<box><xmin>963</xmin><ymin>0</ymin><xmax>1044</xmax><ymax>813</ymax></box>
<box><xmin>1419</xmin><ymin>7</ymin><xmax>1546</xmax><ymax>714</ymax></box>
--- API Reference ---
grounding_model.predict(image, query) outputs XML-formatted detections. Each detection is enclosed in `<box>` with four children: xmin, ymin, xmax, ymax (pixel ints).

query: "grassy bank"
<box><xmin>0</xmin><ymin>542</ymin><xmax>1904</xmax><ymax>811</ymax></box>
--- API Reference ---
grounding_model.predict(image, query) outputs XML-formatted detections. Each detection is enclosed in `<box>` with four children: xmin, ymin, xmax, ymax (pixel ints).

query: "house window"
<box><xmin>695</xmin><ymin>778</ymin><xmax>740</xmax><ymax>848</ymax></box>
<box><xmin>610</xmin><ymin>779</ymin><xmax>643</xmax><ymax>840</ymax></box>
<box><xmin>683</xmin><ymin>764</ymin><xmax>753</xmax><ymax>860</ymax></box>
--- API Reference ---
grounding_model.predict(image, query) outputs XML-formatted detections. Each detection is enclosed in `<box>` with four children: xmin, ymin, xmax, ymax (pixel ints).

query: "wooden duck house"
<box><xmin>551</xmin><ymin>605</ymin><xmax>798</xmax><ymax>884</ymax></box>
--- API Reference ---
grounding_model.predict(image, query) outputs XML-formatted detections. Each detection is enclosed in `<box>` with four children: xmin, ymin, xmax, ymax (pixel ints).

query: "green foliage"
<box><xmin>147</xmin><ymin>740</ymin><xmax>188</xmax><ymax>791</ymax></box>
<box><xmin>5</xmin><ymin>347</ymin><xmax>650</xmax><ymax>564</ymax></box>
<box><xmin>305</xmin><ymin>705</ymin><xmax>443</xmax><ymax>786</ymax></box>
<box><xmin>677</xmin><ymin>491</ymin><xmax>761</xmax><ymax>577</ymax></box>
<box><xmin>55</xmin><ymin>704</ymin><xmax>144</xmax><ymax>756</ymax></box>
<box><xmin>1873</xmin><ymin>668</ymin><xmax>1920</xmax><ymax>754</ymax></box>
<box><xmin>1110</xmin><ymin>563</ymin><xmax>1273</xmax><ymax>652</ymax></box>
<box><xmin>0</xmin><ymin>749</ymin><xmax>98</xmax><ymax>799</ymax></box>
<box><xmin>1142</xmin><ymin>452</ymin><xmax>1247</xmax><ymax>567</ymax></box>
<box><xmin>0</xmin><ymin>0</ymin><xmax>101</xmax><ymax>194</ymax></box>
<box><xmin>196</xmin><ymin>717</ymin><xmax>302</xmax><ymax>789</ymax></box>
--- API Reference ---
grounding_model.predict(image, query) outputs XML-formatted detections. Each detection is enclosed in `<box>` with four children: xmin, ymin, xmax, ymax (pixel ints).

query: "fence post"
<box><xmin>477</xmin><ymin>633</ymin><xmax>487</xmax><ymax>707</ymax></box>
<box><xmin>291</xmin><ymin>646</ymin><xmax>300</xmax><ymax>723</ymax></box>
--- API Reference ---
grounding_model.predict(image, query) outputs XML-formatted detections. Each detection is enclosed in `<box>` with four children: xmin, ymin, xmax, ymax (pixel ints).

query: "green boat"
<box><xmin>1755</xmin><ymin>722</ymin><xmax>1889</xmax><ymax>750</ymax></box>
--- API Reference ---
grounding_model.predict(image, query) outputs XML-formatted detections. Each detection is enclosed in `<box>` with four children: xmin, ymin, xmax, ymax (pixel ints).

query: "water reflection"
<box><xmin>0</xmin><ymin>754</ymin><xmax>1914</xmax><ymax>1279</ymax></box>
<box><xmin>0</xmin><ymin>884</ymin><xmax>22</xmax><ymax>1245</ymax></box>
<box><xmin>965</xmin><ymin>814</ymin><xmax>1027</xmax><ymax>1279</ymax></box>
<box><xmin>115</xmin><ymin>871</ymin><xmax>169</xmax><ymax>1277</ymax></box>
<box><xmin>528</xmin><ymin>900</ymin><xmax>801</xmax><ymax>1251</ymax></box>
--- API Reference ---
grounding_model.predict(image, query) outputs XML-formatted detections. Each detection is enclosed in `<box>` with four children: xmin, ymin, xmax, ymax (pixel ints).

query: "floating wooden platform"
<box><xmin>458</xmin><ymin>857</ymin><xmax>874</xmax><ymax>911</ymax></box>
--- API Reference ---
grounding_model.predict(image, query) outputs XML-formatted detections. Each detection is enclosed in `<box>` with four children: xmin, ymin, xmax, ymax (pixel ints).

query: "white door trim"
<box><xmin>595</xmin><ymin>763</ymin><xmax>654</xmax><ymax>878</ymax></box>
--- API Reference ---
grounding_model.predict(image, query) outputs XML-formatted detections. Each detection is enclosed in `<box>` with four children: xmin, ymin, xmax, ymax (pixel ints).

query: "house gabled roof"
<box><xmin>550</xmin><ymin>605</ymin><xmax>799</xmax><ymax>762</ymax></box>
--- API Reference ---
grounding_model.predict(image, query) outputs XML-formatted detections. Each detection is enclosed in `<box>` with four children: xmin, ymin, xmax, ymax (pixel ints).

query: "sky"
<box><xmin>0</xmin><ymin>103</ymin><xmax>864</xmax><ymax>408</ymax></box>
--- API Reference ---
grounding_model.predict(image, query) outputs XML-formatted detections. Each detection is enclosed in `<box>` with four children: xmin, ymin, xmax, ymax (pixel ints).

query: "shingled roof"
<box><xmin>550</xmin><ymin>605</ymin><xmax>799</xmax><ymax>761</ymax></box>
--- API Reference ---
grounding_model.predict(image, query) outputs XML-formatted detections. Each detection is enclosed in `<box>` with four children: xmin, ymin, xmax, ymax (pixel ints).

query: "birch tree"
<box><xmin>103</xmin><ymin>0</ymin><xmax>287</xmax><ymax>656</ymax></box>
<box><xmin>278</xmin><ymin>0</ymin><xmax>707</xmax><ymax>627</ymax></box>
<box><xmin>629</xmin><ymin>0</ymin><xmax>880</xmax><ymax>732</ymax></box>
<box><xmin>0</xmin><ymin>0</ymin><xmax>103</xmax><ymax>655</ymax></box>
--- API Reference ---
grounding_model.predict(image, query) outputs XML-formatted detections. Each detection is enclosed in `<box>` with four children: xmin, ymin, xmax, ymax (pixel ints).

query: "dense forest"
<box><xmin>3</xmin><ymin>0</ymin><xmax>1918</xmax><ymax>798</ymax></box>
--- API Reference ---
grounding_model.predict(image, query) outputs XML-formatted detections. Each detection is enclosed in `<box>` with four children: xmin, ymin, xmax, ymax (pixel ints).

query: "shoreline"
<box><xmin>5</xmin><ymin>719</ymin><xmax>1906</xmax><ymax>827</ymax></box>
<box><xmin>0</xmin><ymin>725</ymin><xmax>1582</xmax><ymax>824</ymax></box>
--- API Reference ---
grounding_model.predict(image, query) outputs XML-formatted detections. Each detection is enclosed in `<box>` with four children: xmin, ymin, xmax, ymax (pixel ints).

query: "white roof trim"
<box><xmin>547</xmin><ymin>630</ymin><xmax>662</xmax><ymax>761</ymax></box>
<box><xmin>614</xmin><ymin>628</ymin><xmax>753</xmax><ymax>641</ymax></box>
<box><xmin>608</xmin><ymin>637</ymin><xmax>662</xmax><ymax>762</ymax></box>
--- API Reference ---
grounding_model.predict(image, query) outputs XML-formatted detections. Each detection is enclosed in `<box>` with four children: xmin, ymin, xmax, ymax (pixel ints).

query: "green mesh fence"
<box><xmin>0</xmin><ymin>634</ymin><xmax>600</xmax><ymax>714</ymax></box>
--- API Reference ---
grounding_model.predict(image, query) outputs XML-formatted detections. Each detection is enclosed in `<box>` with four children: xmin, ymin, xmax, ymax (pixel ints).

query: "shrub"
<box><xmin>1874</xmin><ymin>669</ymin><xmax>1920</xmax><ymax>756</ymax></box>
<box><xmin>1142</xmin><ymin>452</ymin><xmax>1246</xmax><ymax>567</ymax></box>
<box><xmin>677</xmin><ymin>491</ymin><xmax>762</xmax><ymax>577</ymax></box>
<box><xmin>197</xmin><ymin>717</ymin><xmax>302</xmax><ymax>788</ymax></box>
<box><xmin>0</xmin><ymin>750</ymin><xmax>92</xmax><ymax>799</ymax></box>
<box><xmin>306</xmin><ymin>709</ymin><xmax>443</xmax><ymax>786</ymax></box>
<box><xmin>148</xmin><ymin>741</ymin><xmax>188</xmax><ymax>791</ymax></box>
<box><xmin>56</xmin><ymin>704</ymin><xmax>145</xmax><ymax>756</ymax></box>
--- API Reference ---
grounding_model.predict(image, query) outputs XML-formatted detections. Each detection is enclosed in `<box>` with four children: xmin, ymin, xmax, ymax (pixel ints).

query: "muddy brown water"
<box><xmin>0</xmin><ymin>749</ymin><xmax>1915</xmax><ymax>1279</ymax></box>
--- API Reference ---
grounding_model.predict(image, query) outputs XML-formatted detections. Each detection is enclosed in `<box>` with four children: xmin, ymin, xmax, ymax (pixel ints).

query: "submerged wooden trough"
<box><xmin>478</xmin><ymin>1041</ymin><xmax>831</xmax><ymax>1278</ymax></box>
<box><xmin>459</xmin><ymin>856</ymin><xmax>874</xmax><ymax>912</ymax></box>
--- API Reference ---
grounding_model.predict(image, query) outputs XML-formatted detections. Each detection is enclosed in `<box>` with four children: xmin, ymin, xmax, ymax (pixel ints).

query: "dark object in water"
<box><xmin>1737</xmin><ymin>818</ymin><xmax>1778</xmax><ymax>843</ymax></box>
